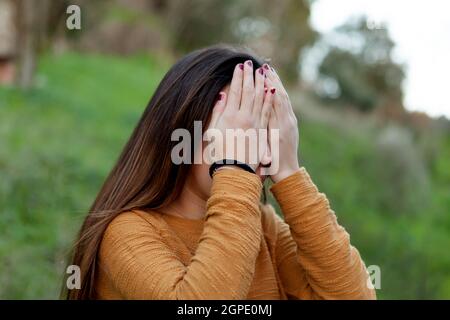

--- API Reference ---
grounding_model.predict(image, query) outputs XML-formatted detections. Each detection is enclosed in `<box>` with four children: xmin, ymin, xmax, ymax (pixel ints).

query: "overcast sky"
<box><xmin>309</xmin><ymin>0</ymin><xmax>450</xmax><ymax>118</ymax></box>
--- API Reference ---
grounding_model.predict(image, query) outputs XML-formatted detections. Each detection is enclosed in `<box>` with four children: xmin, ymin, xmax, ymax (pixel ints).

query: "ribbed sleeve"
<box><xmin>98</xmin><ymin>169</ymin><xmax>263</xmax><ymax>299</ymax></box>
<box><xmin>270</xmin><ymin>168</ymin><xmax>376</xmax><ymax>300</ymax></box>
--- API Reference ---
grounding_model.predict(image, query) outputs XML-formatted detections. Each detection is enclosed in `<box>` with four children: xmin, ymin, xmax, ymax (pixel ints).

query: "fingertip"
<box><xmin>232</xmin><ymin>64</ymin><xmax>244</xmax><ymax>82</ymax></box>
<box><xmin>232</xmin><ymin>64</ymin><xmax>244</xmax><ymax>79</ymax></box>
<box><xmin>215</xmin><ymin>91</ymin><xmax>226</xmax><ymax>104</ymax></box>
<box><xmin>265</xmin><ymin>87</ymin><xmax>275</xmax><ymax>100</ymax></box>
<box><xmin>264</xmin><ymin>87</ymin><xmax>271</xmax><ymax>100</ymax></box>
<box><xmin>255</xmin><ymin>68</ymin><xmax>265</xmax><ymax>88</ymax></box>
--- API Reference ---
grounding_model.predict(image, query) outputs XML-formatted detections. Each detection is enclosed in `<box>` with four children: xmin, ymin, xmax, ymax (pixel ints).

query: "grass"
<box><xmin>0</xmin><ymin>52</ymin><xmax>170</xmax><ymax>298</ymax></box>
<box><xmin>1</xmin><ymin>51</ymin><xmax>449</xmax><ymax>299</ymax></box>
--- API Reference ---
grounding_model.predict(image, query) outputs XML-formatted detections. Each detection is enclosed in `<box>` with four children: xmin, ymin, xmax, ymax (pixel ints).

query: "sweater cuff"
<box><xmin>270</xmin><ymin>167</ymin><xmax>317</xmax><ymax>215</ymax></box>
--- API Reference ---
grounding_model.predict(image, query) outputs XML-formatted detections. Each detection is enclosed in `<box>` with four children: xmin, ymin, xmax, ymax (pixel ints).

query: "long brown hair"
<box><xmin>64</xmin><ymin>45</ymin><xmax>264</xmax><ymax>299</ymax></box>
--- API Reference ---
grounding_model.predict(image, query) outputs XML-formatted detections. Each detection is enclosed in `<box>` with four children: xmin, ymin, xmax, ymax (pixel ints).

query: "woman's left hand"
<box><xmin>263</xmin><ymin>64</ymin><xmax>300</xmax><ymax>183</ymax></box>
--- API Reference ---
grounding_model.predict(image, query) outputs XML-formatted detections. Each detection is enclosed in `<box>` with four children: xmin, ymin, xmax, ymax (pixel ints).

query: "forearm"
<box><xmin>271</xmin><ymin>168</ymin><xmax>376</xmax><ymax>299</ymax></box>
<box><xmin>100</xmin><ymin>169</ymin><xmax>263</xmax><ymax>299</ymax></box>
<box><xmin>188</xmin><ymin>169</ymin><xmax>263</xmax><ymax>299</ymax></box>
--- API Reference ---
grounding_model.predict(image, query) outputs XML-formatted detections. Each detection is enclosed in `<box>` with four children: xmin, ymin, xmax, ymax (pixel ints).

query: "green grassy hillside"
<box><xmin>0</xmin><ymin>52</ymin><xmax>449</xmax><ymax>299</ymax></box>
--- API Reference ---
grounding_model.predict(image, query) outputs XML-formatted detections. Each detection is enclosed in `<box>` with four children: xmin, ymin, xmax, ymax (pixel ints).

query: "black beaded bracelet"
<box><xmin>209</xmin><ymin>159</ymin><xmax>256</xmax><ymax>178</ymax></box>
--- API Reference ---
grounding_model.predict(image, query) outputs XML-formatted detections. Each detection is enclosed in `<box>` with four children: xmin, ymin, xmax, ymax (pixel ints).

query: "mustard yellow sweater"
<box><xmin>96</xmin><ymin>168</ymin><xmax>376</xmax><ymax>299</ymax></box>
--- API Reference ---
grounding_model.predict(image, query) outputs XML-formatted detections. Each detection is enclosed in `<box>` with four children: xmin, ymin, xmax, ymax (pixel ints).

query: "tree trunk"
<box><xmin>15</xmin><ymin>0</ymin><xmax>38</xmax><ymax>88</ymax></box>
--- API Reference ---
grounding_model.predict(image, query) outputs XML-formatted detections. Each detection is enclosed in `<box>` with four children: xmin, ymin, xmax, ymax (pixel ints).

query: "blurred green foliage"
<box><xmin>317</xmin><ymin>16</ymin><xmax>405</xmax><ymax>111</ymax></box>
<box><xmin>160</xmin><ymin>0</ymin><xmax>316</xmax><ymax>82</ymax></box>
<box><xmin>290</xmin><ymin>121</ymin><xmax>450</xmax><ymax>299</ymax></box>
<box><xmin>67</xmin><ymin>0</ymin><xmax>315</xmax><ymax>82</ymax></box>
<box><xmin>0</xmin><ymin>52</ymin><xmax>170</xmax><ymax>298</ymax></box>
<box><xmin>1</xmin><ymin>52</ymin><xmax>449</xmax><ymax>299</ymax></box>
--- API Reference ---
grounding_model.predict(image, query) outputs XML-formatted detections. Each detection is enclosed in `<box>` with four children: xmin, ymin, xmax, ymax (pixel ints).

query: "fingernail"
<box><xmin>263</xmin><ymin>64</ymin><xmax>270</xmax><ymax>70</ymax></box>
<box><xmin>264</xmin><ymin>88</ymin><xmax>268</xmax><ymax>93</ymax></box>
<box><xmin>258</xmin><ymin>68</ymin><xmax>264</xmax><ymax>75</ymax></box>
<box><xmin>238</xmin><ymin>63</ymin><xmax>244</xmax><ymax>70</ymax></box>
<box><xmin>217</xmin><ymin>92</ymin><xmax>223</xmax><ymax>101</ymax></box>
<box><xmin>247</xmin><ymin>60</ymin><xmax>253</xmax><ymax>67</ymax></box>
<box><xmin>270</xmin><ymin>88</ymin><xmax>276</xmax><ymax>94</ymax></box>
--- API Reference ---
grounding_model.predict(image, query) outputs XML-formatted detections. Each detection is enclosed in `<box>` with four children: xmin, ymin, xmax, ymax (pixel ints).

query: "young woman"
<box><xmin>65</xmin><ymin>45</ymin><xmax>376</xmax><ymax>300</ymax></box>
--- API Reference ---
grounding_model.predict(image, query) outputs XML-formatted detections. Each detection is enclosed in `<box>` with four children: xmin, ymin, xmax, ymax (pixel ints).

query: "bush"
<box><xmin>374</xmin><ymin>126</ymin><xmax>430</xmax><ymax>216</ymax></box>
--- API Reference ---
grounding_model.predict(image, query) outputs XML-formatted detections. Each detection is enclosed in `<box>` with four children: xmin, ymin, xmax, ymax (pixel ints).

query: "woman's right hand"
<box><xmin>207</xmin><ymin>61</ymin><xmax>275</xmax><ymax>171</ymax></box>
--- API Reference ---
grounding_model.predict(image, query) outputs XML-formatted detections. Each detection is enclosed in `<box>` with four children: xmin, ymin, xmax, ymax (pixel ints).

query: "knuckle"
<box><xmin>243</xmin><ymin>81</ymin><xmax>253</xmax><ymax>91</ymax></box>
<box><xmin>249</xmin><ymin>92</ymin><xmax>256</xmax><ymax>103</ymax></box>
<box><xmin>230</xmin><ymin>87</ymin><xmax>240</xmax><ymax>97</ymax></box>
<box><xmin>243</xmin><ymin>93</ymin><xmax>255</xmax><ymax>106</ymax></box>
<box><xmin>253</xmin><ymin>100</ymin><xmax>263</xmax><ymax>111</ymax></box>
<box><xmin>241</xmin><ymin>115</ymin><xmax>253</xmax><ymax>127</ymax></box>
<box><xmin>221</xmin><ymin>113</ymin><xmax>232</xmax><ymax>122</ymax></box>
<box><xmin>273</xmin><ymin>95</ymin><xmax>278</xmax><ymax>104</ymax></box>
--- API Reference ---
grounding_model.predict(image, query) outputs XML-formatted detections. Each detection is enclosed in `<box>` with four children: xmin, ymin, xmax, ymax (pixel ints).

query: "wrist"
<box><xmin>248</xmin><ymin>162</ymin><xmax>259</xmax><ymax>171</ymax></box>
<box><xmin>209</xmin><ymin>159</ymin><xmax>256</xmax><ymax>177</ymax></box>
<box><xmin>271</xmin><ymin>164</ymin><xmax>300</xmax><ymax>183</ymax></box>
<box><xmin>215</xmin><ymin>165</ymin><xmax>244</xmax><ymax>172</ymax></box>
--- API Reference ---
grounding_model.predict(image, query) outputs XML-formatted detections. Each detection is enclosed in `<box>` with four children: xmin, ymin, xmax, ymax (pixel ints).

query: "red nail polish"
<box><xmin>263</xmin><ymin>64</ymin><xmax>270</xmax><ymax>70</ymax></box>
<box><xmin>264</xmin><ymin>88</ymin><xmax>268</xmax><ymax>93</ymax></box>
<box><xmin>217</xmin><ymin>93</ymin><xmax>223</xmax><ymax>101</ymax></box>
<box><xmin>258</xmin><ymin>68</ymin><xmax>264</xmax><ymax>75</ymax></box>
<box><xmin>238</xmin><ymin>63</ymin><xmax>244</xmax><ymax>70</ymax></box>
<box><xmin>247</xmin><ymin>60</ymin><xmax>253</xmax><ymax>67</ymax></box>
<box><xmin>270</xmin><ymin>88</ymin><xmax>276</xmax><ymax>94</ymax></box>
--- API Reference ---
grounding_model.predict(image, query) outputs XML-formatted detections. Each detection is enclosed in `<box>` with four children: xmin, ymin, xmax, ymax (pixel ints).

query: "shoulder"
<box><xmin>97</xmin><ymin>209</ymin><xmax>167</xmax><ymax>291</ymax></box>
<box><xmin>107</xmin><ymin>208</ymin><xmax>161</xmax><ymax>229</ymax></box>
<box><xmin>102</xmin><ymin>209</ymin><xmax>165</xmax><ymax>247</ymax></box>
